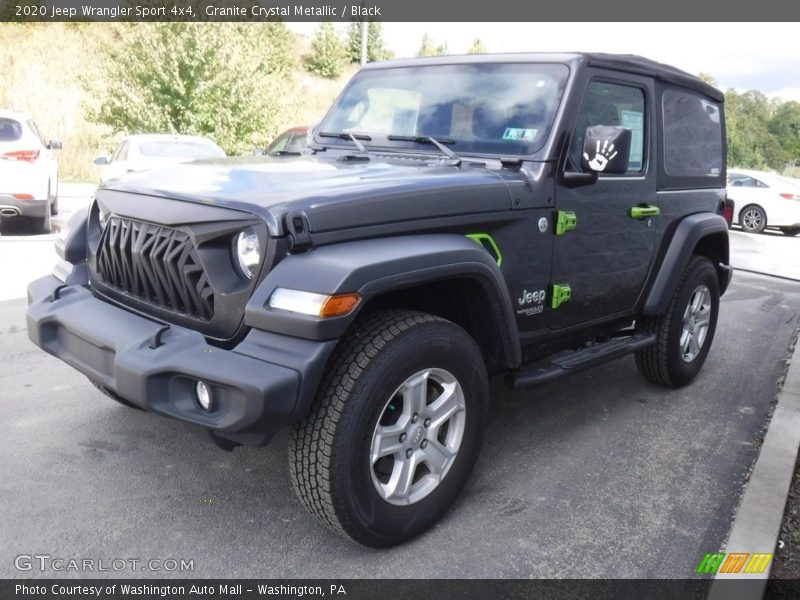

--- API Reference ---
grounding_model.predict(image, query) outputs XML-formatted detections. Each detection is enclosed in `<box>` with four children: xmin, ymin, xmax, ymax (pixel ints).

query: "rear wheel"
<box><xmin>635</xmin><ymin>256</ymin><xmax>720</xmax><ymax>387</ymax></box>
<box><xmin>49</xmin><ymin>180</ymin><xmax>59</xmax><ymax>216</ymax></box>
<box><xmin>780</xmin><ymin>227</ymin><xmax>800</xmax><ymax>237</ymax></box>
<box><xmin>288</xmin><ymin>309</ymin><xmax>488</xmax><ymax>547</ymax></box>
<box><xmin>32</xmin><ymin>184</ymin><xmax>52</xmax><ymax>234</ymax></box>
<box><xmin>740</xmin><ymin>204</ymin><xmax>766</xmax><ymax>234</ymax></box>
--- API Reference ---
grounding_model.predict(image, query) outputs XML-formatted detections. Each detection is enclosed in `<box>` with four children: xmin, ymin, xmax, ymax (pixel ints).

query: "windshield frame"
<box><xmin>314</xmin><ymin>61</ymin><xmax>571</xmax><ymax>160</ymax></box>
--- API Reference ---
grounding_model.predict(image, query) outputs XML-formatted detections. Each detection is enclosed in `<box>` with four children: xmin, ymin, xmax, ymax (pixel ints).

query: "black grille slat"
<box><xmin>97</xmin><ymin>217</ymin><xmax>214</xmax><ymax>321</ymax></box>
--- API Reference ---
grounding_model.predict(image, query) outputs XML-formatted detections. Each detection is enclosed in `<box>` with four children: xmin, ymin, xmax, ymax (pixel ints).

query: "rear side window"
<box><xmin>662</xmin><ymin>90</ymin><xmax>723</xmax><ymax>178</ymax></box>
<box><xmin>0</xmin><ymin>118</ymin><xmax>22</xmax><ymax>141</ymax></box>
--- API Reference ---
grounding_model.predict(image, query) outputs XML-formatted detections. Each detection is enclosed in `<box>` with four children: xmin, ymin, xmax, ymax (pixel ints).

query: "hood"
<box><xmin>103</xmin><ymin>155</ymin><xmax>515</xmax><ymax>235</ymax></box>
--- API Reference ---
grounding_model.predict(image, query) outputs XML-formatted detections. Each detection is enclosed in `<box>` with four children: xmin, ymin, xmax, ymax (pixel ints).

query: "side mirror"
<box><xmin>94</xmin><ymin>155</ymin><xmax>109</xmax><ymax>166</ymax></box>
<box><xmin>48</xmin><ymin>140</ymin><xmax>63</xmax><ymax>150</ymax></box>
<box><xmin>581</xmin><ymin>126</ymin><xmax>631</xmax><ymax>175</ymax></box>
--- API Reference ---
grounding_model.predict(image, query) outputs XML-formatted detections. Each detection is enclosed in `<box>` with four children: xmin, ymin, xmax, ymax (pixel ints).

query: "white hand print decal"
<box><xmin>583</xmin><ymin>139</ymin><xmax>618</xmax><ymax>172</ymax></box>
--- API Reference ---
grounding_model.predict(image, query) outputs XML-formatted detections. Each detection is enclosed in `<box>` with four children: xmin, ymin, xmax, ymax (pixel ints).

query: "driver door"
<box><xmin>549</xmin><ymin>72</ymin><xmax>658</xmax><ymax>329</ymax></box>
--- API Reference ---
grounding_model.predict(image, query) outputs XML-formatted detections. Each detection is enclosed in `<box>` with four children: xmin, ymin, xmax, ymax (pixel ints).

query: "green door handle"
<box><xmin>630</xmin><ymin>205</ymin><xmax>661</xmax><ymax>219</ymax></box>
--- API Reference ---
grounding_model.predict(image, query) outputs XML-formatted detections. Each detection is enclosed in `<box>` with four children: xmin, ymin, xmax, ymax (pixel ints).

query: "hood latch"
<box><xmin>286</xmin><ymin>210</ymin><xmax>314</xmax><ymax>252</ymax></box>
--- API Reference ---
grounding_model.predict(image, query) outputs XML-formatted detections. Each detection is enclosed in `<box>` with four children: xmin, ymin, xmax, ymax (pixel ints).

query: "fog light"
<box><xmin>196</xmin><ymin>381</ymin><xmax>213</xmax><ymax>411</ymax></box>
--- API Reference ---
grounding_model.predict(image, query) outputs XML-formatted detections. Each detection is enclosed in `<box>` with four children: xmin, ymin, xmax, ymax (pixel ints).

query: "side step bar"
<box><xmin>506</xmin><ymin>332</ymin><xmax>656</xmax><ymax>390</ymax></box>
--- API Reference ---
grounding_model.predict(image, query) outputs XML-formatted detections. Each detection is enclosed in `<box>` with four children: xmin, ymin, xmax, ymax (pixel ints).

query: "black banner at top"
<box><xmin>1</xmin><ymin>0</ymin><xmax>799</xmax><ymax>22</ymax></box>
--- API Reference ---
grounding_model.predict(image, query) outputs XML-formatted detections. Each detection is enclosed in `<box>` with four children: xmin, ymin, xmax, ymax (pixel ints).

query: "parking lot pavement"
<box><xmin>0</xmin><ymin>271</ymin><xmax>797</xmax><ymax>578</ymax></box>
<box><xmin>729</xmin><ymin>228</ymin><xmax>800</xmax><ymax>281</ymax></box>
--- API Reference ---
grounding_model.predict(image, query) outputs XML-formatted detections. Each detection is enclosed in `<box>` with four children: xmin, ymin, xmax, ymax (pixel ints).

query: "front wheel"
<box><xmin>635</xmin><ymin>256</ymin><xmax>720</xmax><ymax>387</ymax></box>
<box><xmin>288</xmin><ymin>310</ymin><xmax>488</xmax><ymax>547</ymax></box>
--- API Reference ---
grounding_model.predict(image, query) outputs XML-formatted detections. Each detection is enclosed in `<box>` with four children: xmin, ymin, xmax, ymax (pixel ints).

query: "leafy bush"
<box><xmin>304</xmin><ymin>22</ymin><xmax>346</xmax><ymax>79</ymax></box>
<box><xmin>86</xmin><ymin>23</ymin><xmax>298</xmax><ymax>156</ymax></box>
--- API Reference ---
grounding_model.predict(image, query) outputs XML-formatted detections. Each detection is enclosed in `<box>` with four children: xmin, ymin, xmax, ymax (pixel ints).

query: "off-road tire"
<box><xmin>288</xmin><ymin>309</ymin><xmax>488</xmax><ymax>547</ymax></box>
<box><xmin>739</xmin><ymin>204</ymin><xmax>766</xmax><ymax>234</ymax></box>
<box><xmin>89</xmin><ymin>378</ymin><xmax>143</xmax><ymax>410</ymax></box>
<box><xmin>635</xmin><ymin>256</ymin><xmax>720</xmax><ymax>387</ymax></box>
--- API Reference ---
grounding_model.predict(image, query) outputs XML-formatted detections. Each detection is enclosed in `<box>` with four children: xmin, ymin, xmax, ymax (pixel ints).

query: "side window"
<box><xmin>662</xmin><ymin>90</ymin><xmax>723</xmax><ymax>178</ymax></box>
<box><xmin>570</xmin><ymin>81</ymin><xmax>646</xmax><ymax>173</ymax></box>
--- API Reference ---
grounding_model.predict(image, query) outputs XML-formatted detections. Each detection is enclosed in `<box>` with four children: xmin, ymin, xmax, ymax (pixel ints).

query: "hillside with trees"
<box><xmin>1</xmin><ymin>23</ymin><xmax>798</xmax><ymax>181</ymax></box>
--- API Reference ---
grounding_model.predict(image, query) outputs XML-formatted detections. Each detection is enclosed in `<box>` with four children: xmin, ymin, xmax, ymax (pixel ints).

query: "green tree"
<box><xmin>725</xmin><ymin>89</ymin><xmax>783</xmax><ymax>170</ymax></box>
<box><xmin>467</xmin><ymin>38</ymin><xmax>488</xmax><ymax>54</ymax></box>
<box><xmin>417</xmin><ymin>33</ymin><xmax>448</xmax><ymax>57</ymax></box>
<box><xmin>305</xmin><ymin>22</ymin><xmax>346</xmax><ymax>78</ymax></box>
<box><xmin>86</xmin><ymin>23</ymin><xmax>296</xmax><ymax>155</ymax></box>
<box><xmin>768</xmin><ymin>101</ymin><xmax>800</xmax><ymax>165</ymax></box>
<box><xmin>345</xmin><ymin>21</ymin><xmax>393</xmax><ymax>63</ymax></box>
<box><xmin>696</xmin><ymin>72</ymin><xmax>717</xmax><ymax>86</ymax></box>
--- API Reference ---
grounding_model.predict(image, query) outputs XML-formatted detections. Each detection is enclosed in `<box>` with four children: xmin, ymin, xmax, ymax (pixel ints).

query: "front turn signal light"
<box><xmin>320</xmin><ymin>293</ymin><xmax>361</xmax><ymax>318</ymax></box>
<box><xmin>268</xmin><ymin>288</ymin><xmax>361</xmax><ymax>318</ymax></box>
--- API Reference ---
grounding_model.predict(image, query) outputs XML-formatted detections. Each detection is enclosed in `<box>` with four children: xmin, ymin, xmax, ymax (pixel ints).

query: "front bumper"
<box><xmin>27</xmin><ymin>275</ymin><xmax>335</xmax><ymax>446</ymax></box>
<box><xmin>0</xmin><ymin>193</ymin><xmax>48</xmax><ymax>218</ymax></box>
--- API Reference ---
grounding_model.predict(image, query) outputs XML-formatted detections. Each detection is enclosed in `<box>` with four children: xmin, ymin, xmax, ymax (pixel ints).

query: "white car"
<box><xmin>0</xmin><ymin>110</ymin><xmax>61</xmax><ymax>233</ymax></box>
<box><xmin>95</xmin><ymin>134</ymin><xmax>226</xmax><ymax>184</ymax></box>
<box><xmin>728</xmin><ymin>169</ymin><xmax>800</xmax><ymax>236</ymax></box>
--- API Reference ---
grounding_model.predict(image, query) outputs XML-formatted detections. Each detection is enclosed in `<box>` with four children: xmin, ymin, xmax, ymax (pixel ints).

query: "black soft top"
<box><xmin>362</xmin><ymin>52</ymin><xmax>724</xmax><ymax>103</ymax></box>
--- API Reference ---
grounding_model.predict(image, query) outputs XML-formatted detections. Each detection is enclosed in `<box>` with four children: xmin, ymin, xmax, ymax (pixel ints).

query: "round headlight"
<box><xmin>235</xmin><ymin>228</ymin><xmax>261</xmax><ymax>279</ymax></box>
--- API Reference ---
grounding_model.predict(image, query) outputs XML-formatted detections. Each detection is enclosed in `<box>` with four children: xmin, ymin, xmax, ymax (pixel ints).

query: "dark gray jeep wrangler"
<box><xmin>27</xmin><ymin>53</ymin><xmax>731</xmax><ymax>546</ymax></box>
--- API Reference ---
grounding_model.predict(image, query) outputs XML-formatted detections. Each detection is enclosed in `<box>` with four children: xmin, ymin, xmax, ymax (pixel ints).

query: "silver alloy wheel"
<box><xmin>369</xmin><ymin>368</ymin><xmax>466</xmax><ymax>506</ymax></box>
<box><xmin>680</xmin><ymin>284</ymin><xmax>712</xmax><ymax>363</ymax></box>
<box><xmin>742</xmin><ymin>208</ymin><xmax>763</xmax><ymax>231</ymax></box>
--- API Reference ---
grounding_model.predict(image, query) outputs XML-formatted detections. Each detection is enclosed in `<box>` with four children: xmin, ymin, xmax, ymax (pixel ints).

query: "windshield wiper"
<box><xmin>386</xmin><ymin>135</ymin><xmax>461</xmax><ymax>165</ymax></box>
<box><xmin>317</xmin><ymin>131</ymin><xmax>372</xmax><ymax>158</ymax></box>
<box><xmin>319</xmin><ymin>132</ymin><xmax>371</xmax><ymax>145</ymax></box>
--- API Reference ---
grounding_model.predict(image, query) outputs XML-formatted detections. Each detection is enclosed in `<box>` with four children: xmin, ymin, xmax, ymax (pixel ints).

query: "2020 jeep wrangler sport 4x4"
<box><xmin>27</xmin><ymin>53</ymin><xmax>731</xmax><ymax>547</ymax></box>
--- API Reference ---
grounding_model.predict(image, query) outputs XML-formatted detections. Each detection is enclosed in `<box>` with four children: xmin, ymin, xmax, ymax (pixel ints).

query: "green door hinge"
<box><xmin>555</xmin><ymin>211</ymin><xmax>577</xmax><ymax>235</ymax></box>
<box><xmin>551</xmin><ymin>284</ymin><xmax>572</xmax><ymax>309</ymax></box>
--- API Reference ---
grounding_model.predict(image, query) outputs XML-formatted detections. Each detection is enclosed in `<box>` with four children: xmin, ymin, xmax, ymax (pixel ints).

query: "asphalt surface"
<box><xmin>1</xmin><ymin>271</ymin><xmax>798</xmax><ymax>578</ymax></box>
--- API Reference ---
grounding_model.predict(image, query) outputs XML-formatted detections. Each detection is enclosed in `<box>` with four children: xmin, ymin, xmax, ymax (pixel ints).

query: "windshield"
<box><xmin>139</xmin><ymin>141</ymin><xmax>225</xmax><ymax>158</ymax></box>
<box><xmin>318</xmin><ymin>62</ymin><xmax>569</xmax><ymax>156</ymax></box>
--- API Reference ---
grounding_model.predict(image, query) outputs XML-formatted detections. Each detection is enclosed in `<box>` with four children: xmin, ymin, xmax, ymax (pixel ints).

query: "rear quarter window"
<box><xmin>0</xmin><ymin>118</ymin><xmax>23</xmax><ymax>141</ymax></box>
<box><xmin>662</xmin><ymin>90</ymin><xmax>723</xmax><ymax>178</ymax></box>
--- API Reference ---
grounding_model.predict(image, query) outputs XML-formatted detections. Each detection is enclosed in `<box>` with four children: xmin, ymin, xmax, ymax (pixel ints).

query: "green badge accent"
<box><xmin>551</xmin><ymin>284</ymin><xmax>572</xmax><ymax>309</ymax></box>
<box><xmin>630</xmin><ymin>205</ymin><xmax>661</xmax><ymax>219</ymax></box>
<box><xmin>466</xmin><ymin>233</ymin><xmax>503</xmax><ymax>266</ymax></box>
<box><xmin>555</xmin><ymin>211</ymin><xmax>577</xmax><ymax>235</ymax></box>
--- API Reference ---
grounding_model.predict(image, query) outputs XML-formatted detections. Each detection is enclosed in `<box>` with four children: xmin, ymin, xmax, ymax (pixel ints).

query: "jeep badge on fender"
<box><xmin>27</xmin><ymin>53</ymin><xmax>731</xmax><ymax>547</ymax></box>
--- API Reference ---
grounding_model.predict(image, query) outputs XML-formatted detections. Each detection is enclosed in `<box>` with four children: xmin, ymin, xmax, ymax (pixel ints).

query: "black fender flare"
<box><xmin>245</xmin><ymin>234</ymin><xmax>521</xmax><ymax>367</ymax></box>
<box><xmin>643</xmin><ymin>213</ymin><xmax>731</xmax><ymax>315</ymax></box>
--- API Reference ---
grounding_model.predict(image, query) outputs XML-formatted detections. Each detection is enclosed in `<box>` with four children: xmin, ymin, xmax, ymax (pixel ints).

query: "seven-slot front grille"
<box><xmin>97</xmin><ymin>217</ymin><xmax>214</xmax><ymax>320</ymax></box>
